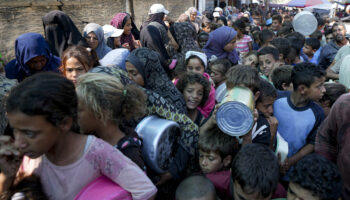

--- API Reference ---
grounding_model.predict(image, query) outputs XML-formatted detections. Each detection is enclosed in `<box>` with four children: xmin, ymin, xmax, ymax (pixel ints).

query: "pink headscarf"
<box><xmin>110</xmin><ymin>13</ymin><xmax>136</xmax><ymax>51</ymax></box>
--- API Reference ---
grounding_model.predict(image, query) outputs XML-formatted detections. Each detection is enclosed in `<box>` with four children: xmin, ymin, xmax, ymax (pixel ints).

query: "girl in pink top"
<box><xmin>0</xmin><ymin>73</ymin><xmax>156</xmax><ymax>200</ymax></box>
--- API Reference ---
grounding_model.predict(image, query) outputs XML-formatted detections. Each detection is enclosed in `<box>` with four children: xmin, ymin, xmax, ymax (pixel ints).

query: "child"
<box><xmin>274</xmin><ymin>62</ymin><xmax>326</xmax><ymax>183</ymax></box>
<box><xmin>270</xmin><ymin>65</ymin><xmax>293</xmax><ymax>91</ymax></box>
<box><xmin>271</xmin><ymin>14</ymin><xmax>283</xmax><ymax>33</ymax></box>
<box><xmin>257</xmin><ymin>46</ymin><xmax>280</xmax><ymax>79</ymax></box>
<box><xmin>271</xmin><ymin>37</ymin><xmax>291</xmax><ymax>65</ymax></box>
<box><xmin>258</xmin><ymin>29</ymin><xmax>274</xmax><ymax>49</ymax></box>
<box><xmin>233</xmin><ymin>18</ymin><xmax>253</xmax><ymax>59</ymax></box>
<box><xmin>288</xmin><ymin>154</ymin><xmax>342</xmax><ymax>200</ymax></box>
<box><xmin>184</xmin><ymin>51</ymin><xmax>216</xmax><ymax>118</ymax></box>
<box><xmin>209</xmin><ymin>59</ymin><xmax>231</xmax><ymax>103</ymax></box>
<box><xmin>303</xmin><ymin>38</ymin><xmax>321</xmax><ymax>64</ymax></box>
<box><xmin>76</xmin><ymin>73</ymin><xmax>147</xmax><ymax>169</ymax></box>
<box><xmin>319</xmin><ymin>82</ymin><xmax>347</xmax><ymax>116</ymax></box>
<box><xmin>230</xmin><ymin>144</ymin><xmax>280</xmax><ymax>200</ymax></box>
<box><xmin>176</xmin><ymin>175</ymin><xmax>216</xmax><ymax>200</ymax></box>
<box><xmin>176</xmin><ymin>72</ymin><xmax>210</xmax><ymax>126</ymax></box>
<box><xmin>242</xmin><ymin>51</ymin><xmax>258</xmax><ymax>68</ymax></box>
<box><xmin>198</xmin><ymin>32</ymin><xmax>210</xmax><ymax>48</ymax></box>
<box><xmin>199</xmin><ymin>127</ymin><xmax>236</xmax><ymax>200</ymax></box>
<box><xmin>0</xmin><ymin>73</ymin><xmax>157</xmax><ymax>200</ymax></box>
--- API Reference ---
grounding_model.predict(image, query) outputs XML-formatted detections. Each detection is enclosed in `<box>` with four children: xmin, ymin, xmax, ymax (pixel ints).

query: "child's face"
<box><xmin>210</xmin><ymin>64</ymin><xmax>226</xmax><ymax>85</ymax></box>
<box><xmin>7</xmin><ymin>112</ymin><xmax>62</xmax><ymax>159</ymax></box>
<box><xmin>183</xmin><ymin>83</ymin><xmax>204</xmax><ymax>110</ymax></box>
<box><xmin>199</xmin><ymin>150</ymin><xmax>224</xmax><ymax>173</ymax></box>
<box><xmin>256</xmin><ymin>96</ymin><xmax>276</xmax><ymax>118</ymax></box>
<box><xmin>114</xmin><ymin>36</ymin><xmax>121</xmax><ymax>47</ymax></box>
<box><xmin>304</xmin><ymin>76</ymin><xmax>326</xmax><ymax>102</ymax></box>
<box><xmin>271</xmin><ymin>20</ymin><xmax>281</xmax><ymax>31</ymax></box>
<box><xmin>258</xmin><ymin>54</ymin><xmax>277</xmax><ymax>77</ymax></box>
<box><xmin>198</xmin><ymin>35</ymin><xmax>209</xmax><ymax>48</ymax></box>
<box><xmin>187</xmin><ymin>58</ymin><xmax>205</xmax><ymax>75</ymax></box>
<box><xmin>302</xmin><ymin>44</ymin><xmax>314</xmax><ymax>57</ymax></box>
<box><xmin>233</xmin><ymin>181</ymin><xmax>272</xmax><ymax>200</ymax></box>
<box><xmin>77</xmin><ymin>100</ymin><xmax>100</xmax><ymax>135</ymax></box>
<box><xmin>65</xmin><ymin>57</ymin><xmax>88</xmax><ymax>85</ymax></box>
<box><xmin>243</xmin><ymin>54</ymin><xmax>258</xmax><ymax>67</ymax></box>
<box><xmin>287</xmin><ymin>182</ymin><xmax>320</xmax><ymax>200</ymax></box>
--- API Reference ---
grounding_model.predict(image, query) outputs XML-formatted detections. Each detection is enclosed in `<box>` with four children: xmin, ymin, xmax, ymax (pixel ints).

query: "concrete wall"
<box><xmin>0</xmin><ymin>0</ymin><xmax>193</xmax><ymax>70</ymax></box>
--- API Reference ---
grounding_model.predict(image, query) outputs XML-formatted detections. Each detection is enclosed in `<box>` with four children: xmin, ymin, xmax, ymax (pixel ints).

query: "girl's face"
<box><xmin>243</xmin><ymin>54</ymin><xmax>258</xmax><ymax>67</ymax></box>
<box><xmin>123</xmin><ymin>18</ymin><xmax>132</xmax><ymax>35</ymax></box>
<box><xmin>186</xmin><ymin>58</ymin><xmax>205</xmax><ymax>75</ymax></box>
<box><xmin>86</xmin><ymin>32</ymin><xmax>99</xmax><ymax>50</ymax></box>
<box><xmin>210</xmin><ymin>64</ymin><xmax>226</xmax><ymax>85</ymax></box>
<box><xmin>77</xmin><ymin>100</ymin><xmax>100</xmax><ymax>134</ymax></box>
<box><xmin>65</xmin><ymin>57</ymin><xmax>88</xmax><ymax>85</ymax></box>
<box><xmin>224</xmin><ymin>37</ymin><xmax>237</xmax><ymax>53</ymax></box>
<box><xmin>7</xmin><ymin>112</ymin><xmax>62</xmax><ymax>159</ymax></box>
<box><xmin>126</xmin><ymin>62</ymin><xmax>145</xmax><ymax>86</ymax></box>
<box><xmin>183</xmin><ymin>82</ymin><xmax>204</xmax><ymax>110</ymax></box>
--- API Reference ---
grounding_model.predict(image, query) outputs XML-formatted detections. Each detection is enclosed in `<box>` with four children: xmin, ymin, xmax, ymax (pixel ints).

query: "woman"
<box><xmin>168</xmin><ymin>22</ymin><xmax>201</xmax><ymax>60</ymax></box>
<box><xmin>110</xmin><ymin>13</ymin><xmax>140</xmax><ymax>51</ymax></box>
<box><xmin>42</xmin><ymin>10</ymin><xmax>88</xmax><ymax>57</ymax></box>
<box><xmin>203</xmin><ymin>26</ymin><xmax>239</xmax><ymax>65</ymax></box>
<box><xmin>141</xmin><ymin>3</ymin><xmax>168</xmax><ymax>31</ymax></box>
<box><xmin>125</xmin><ymin>48</ymin><xmax>187</xmax><ymax>114</ymax></box>
<box><xmin>83</xmin><ymin>23</ymin><xmax>112</xmax><ymax>59</ymax></box>
<box><xmin>5</xmin><ymin>33</ymin><xmax>61</xmax><ymax>82</ymax></box>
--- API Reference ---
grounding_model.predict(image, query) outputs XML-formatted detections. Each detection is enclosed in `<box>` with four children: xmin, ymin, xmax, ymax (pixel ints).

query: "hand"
<box><xmin>156</xmin><ymin>172</ymin><xmax>172</xmax><ymax>186</ymax></box>
<box><xmin>278</xmin><ymin>153</ymin><xmax>289</xmax><ymax>175</ymax></box>
<box><xmin>267</xmin><ymin>116</ymin><xmax>278</xmax><ymax>138</ymax></box>
<box><xmin>0</xmin><ymin>136</ymin><xmax>22</xmax><ymax>177</ymax></box>
<box><xmin>122</xmin><ymin>43</ymin><xmax>131</xmax><ymax>50</ymax></box>
<box><xmin>134</xmin><ymin>40</ymin><xmax>141</xmax><ymax>48</ymax></box>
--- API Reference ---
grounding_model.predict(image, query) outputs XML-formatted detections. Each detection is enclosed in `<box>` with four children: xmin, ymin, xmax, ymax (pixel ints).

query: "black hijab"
<box><xmin>140</xmin><ymin>13</ymin><xmax>167</xmax><ymax>31</ymax></box>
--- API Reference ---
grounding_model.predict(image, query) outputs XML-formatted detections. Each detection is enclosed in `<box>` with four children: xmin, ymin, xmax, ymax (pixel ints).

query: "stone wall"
<box><xmin>0</xmin><ymin>0</ymin><xmax>193</xmax><ymax>70</ymax></box>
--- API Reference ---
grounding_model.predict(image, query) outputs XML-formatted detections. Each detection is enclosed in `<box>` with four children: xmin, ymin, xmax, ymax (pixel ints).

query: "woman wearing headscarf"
<box><xmin>99</xmin><ymin>48</ymin><xmax>130</xmax><ymax>70</ymax></box>
<box><xmin>125</xmin><ymin>48</ymin><xmax>187</xmax><ymax>114</ymax></box>
<box><xmin>5</xmin><ymin>33</ymin><xmax>61</xmax><ymax>82</ymax></box>
<box><xmin>168</xmin><ymin>22</ymin><xmax>201</xmax><ymax>60</ymax></box>
<box><xmin>83</xmin><ymin>23</ymin><xmax>112</xmax><ymax>59</ymax></box>
<box><xmin>42</xmin><ymin>10</ymin><xmax>88</xmax><ymax>57</ymax></box>
<box><xmin>203</xmin><ymin>26</ymin><xmax>239</xmax><ymax>65</ymax></box>
<box><xmin>89</xmin><ymin>65</ymin><xmax>199</xmax><ymax>199</ymax></box>
<box><xmin>140</xmin><ymin>3</ymin><xmax>169</xmax><ymax>31</ymax></box>
<box><xmin>110</xmin><ymin>13</ymin><xmax>140</xmax><ymax>51</ymax></box>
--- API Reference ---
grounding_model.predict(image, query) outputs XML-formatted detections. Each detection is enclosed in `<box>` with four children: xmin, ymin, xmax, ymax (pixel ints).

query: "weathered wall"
<box><xmin>0</xmin><ymin>0</ymin><xmax>193</xmax><ymax>70</ymax></box>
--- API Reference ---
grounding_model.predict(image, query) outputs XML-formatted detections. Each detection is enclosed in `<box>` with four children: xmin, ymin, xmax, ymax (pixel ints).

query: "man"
<box><xmin>318</xmin><ymin>22</ymin><xmax>348</xmax><ymax>70</ymax></box>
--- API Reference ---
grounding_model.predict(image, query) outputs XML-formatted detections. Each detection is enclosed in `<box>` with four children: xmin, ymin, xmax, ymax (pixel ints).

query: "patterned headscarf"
<box><xmin>0</xmin><ymin>75</ymin><xmax>17</xmax><ymax>135</ymax></box>
<box><xmin>110</xmin><ymin>13</ymin><xmax>136</xmax><ymax>51</ymax></box>
<box><xmin>126</xmin><ymin>48</ymin><xmax>187</xmax><ymax>114</ymax></box>
<box><xmin>83</xmin><ymin>23</ymin><xmax>112</xmax><ymax>59</ymax></box>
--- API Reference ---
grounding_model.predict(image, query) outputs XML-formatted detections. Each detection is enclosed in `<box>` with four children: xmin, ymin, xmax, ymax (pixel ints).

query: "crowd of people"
<box><xmin>0</xmin><ymin>1</ymin><xmax>349</xmax><ymax>200</ymax></box>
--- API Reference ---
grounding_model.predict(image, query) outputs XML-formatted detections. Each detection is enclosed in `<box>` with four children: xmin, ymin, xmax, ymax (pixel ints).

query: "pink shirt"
<box><xmin>19</xmin><ymin>136</ymin><xmax>157</xmax><ymax>200</ymax></box>
<box><xmin>236</xmin><ymin>35</ymin><xmax>252</xmax><ymax>54</ymax></box>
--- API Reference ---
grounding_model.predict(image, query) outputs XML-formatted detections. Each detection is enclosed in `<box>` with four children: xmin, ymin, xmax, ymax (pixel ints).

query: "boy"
<box><xmin>273</xmin><ymin>62</ymin><xmax>326</xmax><ymax>183</ymax></box>
<box><xmin>303</xmin><ymin>38</ymin><xmax>321</xmax><ymax>64</ymax></box>
<box><xmin>270</xmin><ymin>65</ymin><xmax>293</xmax><ymax>91</ymax></box>
<box><xmin>230</xmin><ymin>144</ymin><xmax>280</xmax><ymax>200</ymax></box>
<box><xmin>176</xmin><ymin>175</ymin><xmax>216</xmax><ymax>200</ymax></box>
<box><xmin>259</xmin><ymin>29</ymin><xmax>275</xmax><ymax>49</ymax></box>
<box><xmin>271</xmin><ymin>14</ymin><xmax>283</xmax><ymax>33</ymax></box>
<box><xmin>199</xmin><ymin>127</ymin><xmax>236</xmax><ymax>200</ymax></box>
<box><xmin>257</xmin><ymin>46</ymin><xmax>280</xmax><ymax>79</ymax></box>
<box><xmin>271</xmin><ymin>37</ymin><xmax>291</xmax><ymax>65</ymax></box>
<box><xmin>288</xmin><ymin>154</ymin><xmax>342</xmax><ymax>200</ymax></box>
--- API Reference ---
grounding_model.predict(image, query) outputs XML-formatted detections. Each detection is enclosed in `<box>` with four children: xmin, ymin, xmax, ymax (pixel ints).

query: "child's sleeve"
<box><xmin>92</xmin><ymin>139</ymin><xmax>157</xmax><ymax>200</ymax></box>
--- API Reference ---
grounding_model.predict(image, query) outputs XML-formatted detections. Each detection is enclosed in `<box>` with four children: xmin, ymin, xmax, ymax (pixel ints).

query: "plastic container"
<box><xmin>292</xmin><ymin>11</ymin><xmax>317</xmax><ymax>36</ymax></box>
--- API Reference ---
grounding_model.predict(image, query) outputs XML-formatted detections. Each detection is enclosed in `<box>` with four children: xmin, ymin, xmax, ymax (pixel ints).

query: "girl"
<box><xmin>203</xmin><ymin>26</ymin><xmax>239</xmax><ymax>65</ymax></box>
<box><xmin>0</xmin><ymin>73</ymin><xmax>157</xmax><ymax>200</ymax></box>
<box><xmin>110</xmin><ymin>13</ymin><xmax>140</xmax><ymax>51</ymax></box>
<box><xmin>209</xmin><ymin>58</ymin><xmax>232</xmax><ymax>103</ymax></box>
<box><xmin>60</xmin><ymin>45</ymin><xmax>99</xmax><ymax>84</ymax></box>
<box><xmin>233</xmin><ymin>18</ymin><xmax>253</xmax><ymax>60</ymax></box>
<box><xmin>42</xmin><ymin>10</ymin><xmax>88</xmax><ymax>57</ymax></box>
<box><xmin>83</xmin><ymin>23</ymin><xmax>112</xmax><ymax>59</ymax></box>
<box><xmin>242</xmin><ymin>50</ymin><xmax>258</xmax><ymax>68</ymax></box>
<box><xmin>183</xmin><ymin>51</ymin><xmax>216</xmax><ymax>118</ymax></box>
<box><xmin>76</xmin><ymin>73</ymin><xmax>146</xmax><ymax>169</ymax></box>
<box><xmin>176</xmin><ymin>72</ymin><xmax>210</xmax><ymax>126</ymax></box>
<box><xmin>5</xmin><ymin>33</ymin><xmax>60</xmax><ymax>82</ymax></box>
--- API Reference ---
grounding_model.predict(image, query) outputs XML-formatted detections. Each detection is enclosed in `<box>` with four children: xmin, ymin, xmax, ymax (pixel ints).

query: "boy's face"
<box><xmin>259</xmin><ymin>54</ymin><xmax>277</xmax><ymax>77</ymax></box>
<box><xmin>243</xmin><ymin>54</ymin><xmax>258</xmax><ymax>67</ymax></box>
<box><xmin>253</xmin><ymin>15</ymin><xmax>262</xmax><ymax>26</ymax></box>
<box><xmin>271</xmin><ymin>20</ymin><xmax>281</xmax><ymax>31</ymax></box>
<box><xmin>256</xmin><ymin>96</ymin><xmax>276</xmax><ymax>117</ymax></box>
<box><xmin>302</xmin><ymin>44</ymin><xmax>314</xmax><ymax>57</ymax></box>
<box><xmin>287</xmin><ymin>182</ymin><xmax>320</xmax><ymax>200</ymax></box>
<box><xmin>199</xmin><ymin>150</ymin><xmax>224</xmax><ymax>174</ymax></box>
<box><xmin>233</xmin><ymin>181</ymin><xmax>272</xmax><ymax>200</ymax></box>
<box><xmin>303</xmin><ymin>76</ymin><xmax>326</xmax><ymax>102</ymax></box>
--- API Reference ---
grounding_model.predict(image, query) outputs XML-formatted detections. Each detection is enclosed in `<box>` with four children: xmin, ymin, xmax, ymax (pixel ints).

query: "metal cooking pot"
<box><xmin>135</xmin><ymin>115</ymin><xmax>180</xmax><ymax>174</ymax></box>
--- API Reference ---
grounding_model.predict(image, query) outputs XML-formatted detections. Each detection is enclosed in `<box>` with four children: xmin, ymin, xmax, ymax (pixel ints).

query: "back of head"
<box><xmin>209</xmin><ymin>58</ymin><xmax>232</xmax><ymax>75</ymax></box>
<box><xmin>271</xmin><ymin>37</ymin><xmax>291</xmax><ymax>59</ymax></box>
<box><xmin>286</xmin><ymin>32</ymin><xmax>305</xmax><ymax>54</ymax></box>
<box><xmin>257</xmin><ymin>78</ymin><xmax>277</xmax><ymax>103</ymax></box>
<box><xmin>259</xmin><ymin>29</ymin><xmax>274</xmax><ymax>45</ymax></box>
<box><xmin>321</xmin><ymin>82</ymin><xmax>347</xmax><ymax>107</ymax></box>
<box><xmin>305</xmin><ymin>37</ymin><xmax>321</xmax><ymax>50</ymax></box>
<box><xmin>226</xmin><ymin>65</ymin><xmax>260</xmax><ymax>93</ymax></box>
<box><xmin>258</xmin><ymin>46</ymin><xmax>280</xmax><ymax>61</ymax></box>
<box><xmin>231</xmin><ymin>143</ymin><xmax>279</xmax><ymax>198</ymax></box>
<box><xmin>291</xmin><ymin>62</ymin><xmax>325</xmax><ymax>90</ymax></box>
<box><xmin>290</xmin><ymin>154</ymin><xmax>342</xmax><ymax>200</ymax></box>
<box><xmin>310</xmin><ymin>30</ymin><xmax>323</xmax><ymax>40</ymax></box>
<box><xmin>270</xmin><ymin>65</ymin><xmax>293</xmax><ymax>90</ymax></box>
<box><xmin>176</xmin><ymin>175</ymin><xmax>216</xmax><ymax>200</ymax></box>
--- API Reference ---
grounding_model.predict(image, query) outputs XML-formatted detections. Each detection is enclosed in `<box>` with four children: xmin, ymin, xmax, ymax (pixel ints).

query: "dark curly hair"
<box><xmin>176</xmin><ymin>72</ymin><xmax>210</xmax><ymax>107</ymax></box>
<box><xmin>290</xmin><ymin>154</ymin><xmax>342</xmax><ymax>200</ymax></box>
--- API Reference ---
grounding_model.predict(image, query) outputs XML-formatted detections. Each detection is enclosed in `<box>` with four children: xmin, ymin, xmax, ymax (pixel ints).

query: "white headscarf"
<box><xmin>185</xmin><ymin>51</ymin><xmax>208</xmax><ymax>69</ymax></box>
